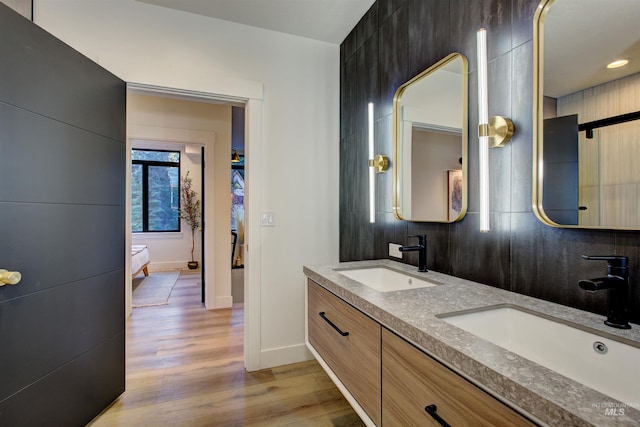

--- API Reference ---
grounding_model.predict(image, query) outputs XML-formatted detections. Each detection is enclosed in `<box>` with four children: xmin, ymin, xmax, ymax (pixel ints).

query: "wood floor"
<box><xmin>90</xmin><ymin>273</ymin><xmax>364</xmax><ymax>426</ymax></box>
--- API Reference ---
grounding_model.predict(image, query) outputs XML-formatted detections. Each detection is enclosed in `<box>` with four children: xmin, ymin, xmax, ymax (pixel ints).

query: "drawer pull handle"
<box><xmin>318</xmin><ymin>312</ymin><xmax>349</xmax><ymax>336</ymax></box>
<box><xmin>425</xmin><ymin>404</ymin><xmax>451</xmax><ymax>427</ymax></box>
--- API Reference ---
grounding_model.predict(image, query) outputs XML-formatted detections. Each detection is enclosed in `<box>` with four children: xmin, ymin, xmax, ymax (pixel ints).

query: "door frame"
<box><xmin>201</xmin><ymin>145</ymin><xmax>205</xmax><ymax>304</ymax></box>
<box><xmin>126</xmin><ymin>82</ymin><xmax>263</xmax><ymax>372</ymax></box>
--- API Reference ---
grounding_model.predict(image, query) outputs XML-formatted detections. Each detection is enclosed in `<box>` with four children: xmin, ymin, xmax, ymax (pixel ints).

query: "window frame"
<box><xmin>132</xmin><ymin>148</ymin><xmax>181</xmax><ymax>233</ymax></box>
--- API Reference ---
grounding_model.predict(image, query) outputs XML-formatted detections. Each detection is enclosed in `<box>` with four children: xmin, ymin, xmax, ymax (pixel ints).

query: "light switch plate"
<box><xmin>389</xmin><ymin>243</ymin><xmax>402</xmax><ymax>258</ymax></box>
<box><xmin>261</xmin><ymin>211</ymin><xmax>276</xmax><ymax>227</ymax></box>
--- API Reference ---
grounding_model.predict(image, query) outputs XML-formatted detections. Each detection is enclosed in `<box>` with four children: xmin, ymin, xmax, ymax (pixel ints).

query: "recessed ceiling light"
<box><xmin>607</xmin><ymin>59</ymin><xmax>629</xmax><ymax>69</ymax></box>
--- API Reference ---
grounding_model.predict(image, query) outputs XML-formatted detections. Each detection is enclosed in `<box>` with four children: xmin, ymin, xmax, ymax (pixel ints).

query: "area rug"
<box><xmin>132</xmin><ymin>270</ymin><xmax>181</xmax><ymax>307</ymax></box>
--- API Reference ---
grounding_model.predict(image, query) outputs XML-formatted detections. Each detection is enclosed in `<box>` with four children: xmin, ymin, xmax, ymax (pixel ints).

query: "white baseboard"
<box><xmin>259</xmin><ymin>343</ymin><xmax>313</xmax><ymax>369</ymax></box>
<box><xmin>149</xmin><ymin>261</ymin><xmax>187</xmax><ymax>271</ymax></box>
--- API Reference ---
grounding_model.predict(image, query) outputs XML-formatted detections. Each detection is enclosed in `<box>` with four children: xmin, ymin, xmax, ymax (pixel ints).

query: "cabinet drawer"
<box><xmin>382</xmin><ymin>328</ymin><xmax>535</xmax><ymax>427</ymax></box>
<box><xmin>308</xmin><ymin>280</ymin><xmax>381</xmax><ymax>425</ymax></box>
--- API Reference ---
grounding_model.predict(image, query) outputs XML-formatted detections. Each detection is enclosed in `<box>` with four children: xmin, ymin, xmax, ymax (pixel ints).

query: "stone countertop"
<box><xmin>303</xmin><ymin>259</ymin><xmax>640</xmax><ymax>427</ymax></box>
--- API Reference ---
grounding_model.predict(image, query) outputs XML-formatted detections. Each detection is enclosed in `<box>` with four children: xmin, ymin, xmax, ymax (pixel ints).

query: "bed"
<box><xmin>132</xmin><ymin>245</ymin><xmax>150</xmax><ymax>278</ymax></box>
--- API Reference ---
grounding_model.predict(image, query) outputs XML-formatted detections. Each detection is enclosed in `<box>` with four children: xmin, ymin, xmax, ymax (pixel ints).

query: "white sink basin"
<box><xmin>335</xmin><ymin>267</ymin><xmax>438</xmax><ymax>292</ymax></box>
<box><xmin>438</xmin><ymin>305</ymin><xmax>640</xmax><ymax>405</ymax></box>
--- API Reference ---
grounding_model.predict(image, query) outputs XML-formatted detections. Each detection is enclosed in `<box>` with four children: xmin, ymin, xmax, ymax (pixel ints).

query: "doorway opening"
<box><xmin>126</xmin><ymin>91</ymin><xmax>234</xmax><ymax>310</ymax></box>
<box><xmin>124</xmin><ymin>82</ymin><xmax>263</xmax><ymax>372</ymax></box>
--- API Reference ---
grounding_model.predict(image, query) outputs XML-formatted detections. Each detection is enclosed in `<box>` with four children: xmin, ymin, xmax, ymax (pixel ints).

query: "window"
<box><xmin>132</xmin><ymin>149</ymin><xmax>180</xmax><ymax>232</ymax></box>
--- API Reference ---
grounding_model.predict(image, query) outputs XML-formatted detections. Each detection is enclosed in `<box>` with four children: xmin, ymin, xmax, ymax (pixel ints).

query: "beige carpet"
<box><xmin>132</xmin><ymin>270</ymin><xmax>181</xmax><ymax>307</ymax></box>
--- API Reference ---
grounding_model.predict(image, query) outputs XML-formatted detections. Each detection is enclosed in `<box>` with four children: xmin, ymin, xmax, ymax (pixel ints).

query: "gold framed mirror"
<box><xmin>534</xmin><ymin>0</ymin><xmax>640</xmax><ymax>229</ymax></box>
<box><xmin>393</xmin><ymin>53</ymin><xmax>468</xmax><ymax>222</ymax></box>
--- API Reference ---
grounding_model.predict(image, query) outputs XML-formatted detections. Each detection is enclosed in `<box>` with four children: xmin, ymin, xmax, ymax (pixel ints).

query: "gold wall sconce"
<box><xmin>477</xmin><ymin>28</ymin><xmax>515</xmax><ymax>232</ymax></box>
<box><xmin>368</xmin><ymin>102</ymin><xmax>375</xmax><ymax>223</ymax></box>
<box><xmin>0</xmin><ymin>269</ymin><xmax>22</xmax><ymax>286</ymax></box>
<box><xmin>366</xmin><ymin>100</ymin><xmax>390</xmax><ymax>223</ymax></box>
<box><xmin>369</xmin><ymin>154</ymin><xmax>389</xmax><ymax>173</ymax></box>
<box><xmin>367</xmin><ymin>101</ymin><xmax>390</xmax><ymax>224</ymax></box>
<box><xmin>479</xmin><ymin>116</ymin><xmax>514</xmax><ymax>148</ymax></box>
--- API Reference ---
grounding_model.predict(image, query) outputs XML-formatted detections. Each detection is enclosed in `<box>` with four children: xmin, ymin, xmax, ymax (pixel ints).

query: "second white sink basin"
<box><xmin>438</xmin><ymin>305</ymin><xmax>640</xmax><ymax>405</ymax></box>
<box><xmin>335</xmin><ymin>266</ymin><xmax>438</xmax><ymax>292</ymax></box>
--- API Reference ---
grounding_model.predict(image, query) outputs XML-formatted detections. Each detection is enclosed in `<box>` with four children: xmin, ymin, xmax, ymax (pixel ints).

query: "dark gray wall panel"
<box><xmin>510</xmin><ymin>213</ymin><xmax>615</xmax><ymax>314</ymax></box>
<box><xmin>0</xmin><ymin>270</ymin><xmax>124</xmax><ymax>401</ymax></box>
<box><xmin>356</xmin><ymin>33</ymin><xmax>378</xmax><ymax>134</ymax></box>
<box><xmin>378</xmin><ymin>4</ymin><xmax>409</xmax><ymax>119</ymax></box>
<box><xmin>339</xmin><ymin>0</ymin><xmax>640</xmax><ymax>323</ymax></box>
<box><xmin>407</xmin><ymin>0</ymin><xmax>451</xmax><ymax>78</ymax></box>
<box><xmin>449</xmin><ymin>0</ymin><xmax>513</xmax><ymax>69</ymax></box>
<box><xmin>0</xmin><ymin>102</ymin><xmax>125</xmax><ymax>205</ymax></box>
<box><xmin>0</xmin><ymin>203</ymin><xmax>124</xmax><ymax>300</ymax></box>
<box><xmin>510</xmin><ymin>40</ymin><xmax>534</xmax><ymax>213</ymax></box>
<box><xmin>0</xmin><ymin>333</ymin><xmax>125</xmax><ymax>427</ymax></box>
<box><xmin>378</xmin><ymin>0</ymin><xmax>405</xmax><ymax>23</ymax></box>
<box><xmin>512</xmin><ymin>0</ymin><xmax>540</xmax><ymax>48</ymax></box>
<box><xmin>355</xmin><ymin>2</ymin><xmax>377</xmax><ymax>50</ymax></box>
<box><xmin>340</xmin><ymin>212</ymin><xmax>375</xmax><ymax>261</ymax></box>
<box><xmin>407</xmin><ymin>221</ymin><xmax>450</xmax><ymax>272</ymax></box>
<box><xmin>0</xmin><ymin>4</ymin><xmax>125</xmax><ymax>141</ymax></box>
<box><xmin>340</xmin><ymin>132</ymin><xmax>367</xmax><ymax>214</ymax></box>
<box><xmin>341</xmin><ymin>51</ymin><xmax>358</xmax><ymax>137</ymax></box>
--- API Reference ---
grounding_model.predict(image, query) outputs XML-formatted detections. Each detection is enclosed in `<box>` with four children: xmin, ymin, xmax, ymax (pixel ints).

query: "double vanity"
<box><xmin>304</xmin><ymin>260</ymin><xmax>640</xmax><ymax>426</ymax></box>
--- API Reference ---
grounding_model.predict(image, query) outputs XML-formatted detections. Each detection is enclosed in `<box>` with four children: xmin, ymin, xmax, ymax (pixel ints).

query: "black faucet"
<box><xmin>579</xmin><ymin>255</ymin><xmax>631</xmax><ymax>329</ymax></box>
<box><xmin>399</xmin><ymin>234</ymin><xmax>427</xmax><ymax>272</ymax></box>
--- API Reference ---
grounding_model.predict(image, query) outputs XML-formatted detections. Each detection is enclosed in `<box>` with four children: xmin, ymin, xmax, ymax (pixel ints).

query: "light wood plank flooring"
<box><xmin>90</xmin><ymin>272</ymin><xmax>364</xmax><ymax>426</ymax></box>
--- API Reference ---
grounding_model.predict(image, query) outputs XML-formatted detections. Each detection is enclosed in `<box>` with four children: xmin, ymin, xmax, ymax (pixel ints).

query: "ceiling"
<box><xmin>135</xmin><ymin>0</ymin><xmax>639</xmax><ymax>99</ymax></box>
<box><xmin>136</xmin><ymin>0</ymin><xmax>375</xmax><ymax>44</ymax></box>
<box><xmin>544</xmin><ymin>0</ymin><xmax>640</xmax><ymax>98</ymax></box>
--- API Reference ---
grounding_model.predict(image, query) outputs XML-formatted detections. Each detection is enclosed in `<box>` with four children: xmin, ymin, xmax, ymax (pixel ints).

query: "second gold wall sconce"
<box><xmin>369</xmin><ymin>154</ymin><xmax>389</xmax><ymax>173</ymax></box>
<box><xmin>477</xmin><ymin>28</ymin><xmax>515</xmax><ymax>232</ymax></box>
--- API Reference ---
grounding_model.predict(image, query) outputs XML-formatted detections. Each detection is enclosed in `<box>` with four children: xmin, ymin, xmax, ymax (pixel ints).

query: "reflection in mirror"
<box><xmin>535</xmin><ymin>0</ymin><xmax>640</xmax><ymax>229</ymax></box>
<box><xmin>393</xmin><ymin>54</ymin><xmax>468</xmax><ymax>222</ymax></box>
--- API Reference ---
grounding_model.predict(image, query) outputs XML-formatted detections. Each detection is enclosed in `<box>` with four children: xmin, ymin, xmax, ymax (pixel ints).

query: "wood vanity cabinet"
<box><xmin>307</xmin><ymin>279</ymin><xmax>536</xmax><ymax>427</ymax></box>
<box><xmin>307</xmin><ymin>280</ymin><xmax>381</xmax><ymax>425</ymax></box>
<box><xmin>381</xmin><ymin>328</ymin><xmax>536</xmax><ymax>427</ymax></box>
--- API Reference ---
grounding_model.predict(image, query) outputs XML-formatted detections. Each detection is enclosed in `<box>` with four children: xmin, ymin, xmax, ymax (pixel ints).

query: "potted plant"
<box><xmin>233</xmin><ymin>206</ymin><xmax>244</xmax><ymax>266</ymax></box>
<box><xmin>178</xmin><ymin>171</ymin><xmax>201</xmax><ymax>269</ymax></box>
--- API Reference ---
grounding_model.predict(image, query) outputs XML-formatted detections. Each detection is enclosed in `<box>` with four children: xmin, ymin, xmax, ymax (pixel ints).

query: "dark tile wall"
<box><xmin>339</xmin><ymin>0</ymin><xmax>640</xmax><ymax>324</ymax></box>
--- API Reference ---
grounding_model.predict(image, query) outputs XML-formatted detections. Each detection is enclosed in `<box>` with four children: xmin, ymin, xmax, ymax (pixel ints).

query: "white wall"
<box><xmin>1</xmin><ymin>0</ymin><xmax>31</xmax><ymax>18</ymax></box>
<box><xmin>35</xmin><ymin>0</ymin><xmax>340</xmax><ymax>369</ymax></box>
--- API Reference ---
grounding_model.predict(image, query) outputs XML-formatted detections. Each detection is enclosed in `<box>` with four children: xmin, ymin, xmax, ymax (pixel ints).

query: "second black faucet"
<box><xmin>579</xmin><ymin>255</ymin><xmax>631</xmax><ymax>329</ymax></box>
<box><xmin>399</xmin><ymin>234</ymin><xmax>427</xmax><ymax>272</ymax></box>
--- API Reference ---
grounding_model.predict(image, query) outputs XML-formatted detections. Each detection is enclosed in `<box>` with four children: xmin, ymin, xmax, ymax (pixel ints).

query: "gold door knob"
<box><xmin>0</xmin><ymin>269</ymin><xmax>22</xmax><ymax>286</ymax></box>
